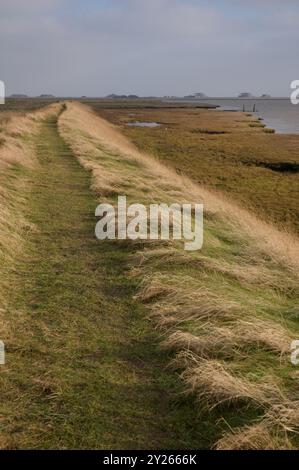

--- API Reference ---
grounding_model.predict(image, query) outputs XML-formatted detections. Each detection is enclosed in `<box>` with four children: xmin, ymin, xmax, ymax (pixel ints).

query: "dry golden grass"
<box><xmin>178</xmin><ymin>354</ymin><xmax>283</xmax><ymax>408</ymax></box>
<box><xmin>215</xmin><ymin>399</ymin><xmax>299</xmax><ymax>450</ymax></box>
<box><xmin>0</xmin><ymin>104</ymin><xmax>61</xmax><ymax>342</ymax></box>
<box><xmin>215</xmin><ymin>423</ymin><xmax>291</xmax><ymax>450</ymax></box>
<box><xmin>59</xmin><ymin>101</ymin><xmax>299</xmax><ymax>449</ymax></box>
<box><xmin>0</xmin><ymin>104</ymin><xmax>60</xmax><ymax>168</ymax></box>
<box><xmin>163</xmin><ymin>318</ymin><xmax>292</xmax><ymax>358</ymax></box>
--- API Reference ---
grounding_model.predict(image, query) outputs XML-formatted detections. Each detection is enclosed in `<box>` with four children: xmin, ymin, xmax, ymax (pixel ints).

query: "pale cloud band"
<box><xmin>0</xmin><ymin>0</ymin><xmax>298</xmax><ymax>96</ymax></box>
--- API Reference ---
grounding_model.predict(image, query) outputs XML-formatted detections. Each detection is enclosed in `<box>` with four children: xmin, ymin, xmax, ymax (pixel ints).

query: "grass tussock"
<box><xmin>191</xmin><ymin>128</ymin><xmax>228</xmax><ymax>135</ymax></box>
<box><xmin>215</xmin><ymin>423</ymin><xmax>291</xmax><ymax>450</ymax></box>
<box><xmin>178</xmin><ymin>355</ymin><xmax>283</xmax><ymax>408</ymax></box>
<box><xmin>59</xmin><ymin>102</ymin><xmax>299</xmax><ymax>449</ymax></box>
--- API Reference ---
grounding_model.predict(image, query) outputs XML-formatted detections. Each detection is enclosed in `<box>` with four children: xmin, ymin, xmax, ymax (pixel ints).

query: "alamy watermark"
<box><xmin>290</xmin><ymin>340</ymin><xmax>299</xmax><ymax>365</ymax></box>
<box><xmin>290</xmin><ymin>80</ymin><xmax>299</xmax><ymax>105</ymax></box>
<box><xmin>0</xmin><ymin>80</ymin><xmax>5</xmax><ymax>105</ymax></box>
<box><xmin>95</xmin><ymin>196</ymin><xmax>203</xmax><ymax>251</ymax></box>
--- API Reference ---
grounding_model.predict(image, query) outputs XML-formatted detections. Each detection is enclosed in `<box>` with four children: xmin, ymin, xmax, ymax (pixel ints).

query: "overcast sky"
<box><xmin>0</xmin><ymin>0</ymin><xmax>298</xmax><ymax>97</ymax></box>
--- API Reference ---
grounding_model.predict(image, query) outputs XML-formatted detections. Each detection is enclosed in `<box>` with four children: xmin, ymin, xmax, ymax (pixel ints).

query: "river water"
<box><xmin>199</xmin><ymin>98</ymin><xmax>299</xmax><ymax>134</ymax></box>
<box><xmin>167</xmin><ymin>98</ymin><xmax>299</xmax><ymax>134</ymax></box>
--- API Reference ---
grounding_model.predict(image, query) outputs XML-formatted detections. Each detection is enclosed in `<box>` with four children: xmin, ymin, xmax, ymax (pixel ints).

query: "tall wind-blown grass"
<box><xmin>59</xmin><ymin>102</ymin><xmax>299</xmax><ymax>449</ymax></box>
<box><xmin>0</xmin><ymin>104</ymin><xmax>60</xmax><ymax>368</ymax></box>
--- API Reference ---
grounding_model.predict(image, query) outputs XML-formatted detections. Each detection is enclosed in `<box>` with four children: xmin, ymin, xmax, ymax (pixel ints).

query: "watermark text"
<box><xmin>290</xmin><ymin>80</ymin><xmax>299</xmax><ymax>105</ymax></box>
<box><xmin>95</xmin><ymin>196</ymin><xmax>203</xmax><ymax>251</ymax></box>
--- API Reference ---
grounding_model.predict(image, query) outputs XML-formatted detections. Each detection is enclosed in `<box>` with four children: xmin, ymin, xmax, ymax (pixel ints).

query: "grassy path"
<box><xmin>2</xmin><ymin>112</ymin><xmax>206</xmax><ymax>449</ymax></box>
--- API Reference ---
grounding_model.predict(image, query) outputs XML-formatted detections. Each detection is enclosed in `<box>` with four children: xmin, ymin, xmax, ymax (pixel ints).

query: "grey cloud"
<box><xmin>0</xmin><ymin>0</ymin><xmax>297</xmax><ymax>96</ymax></box>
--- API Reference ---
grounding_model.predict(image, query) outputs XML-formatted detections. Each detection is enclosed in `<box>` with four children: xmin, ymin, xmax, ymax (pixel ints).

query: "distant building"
<box><xmin>183</xmin><ymin>93</ymin><xmax>207</xmax><ymax>99</ymax></box>
<box><xmin>9</xmin><ymin>94</ymin><xmax>28</xmax><ymax>98</ymax></box>
<box><xmin>238</xmin><ymin>92</ymin><xmax>252</xmax><ymax>98</ymax></box>
<box><xmin>106</xmin><ymin>94</ymin><xmax>139</xmax><ymax>99</ymax></box>
<box><xmin>39</xmin><ymin>94</ymin><xmax>55</xmax><ymax>98</ymax></box>
<box><xmin>261</xmin><ymin>94</ymin><xmax>271</xmax><ymax>98</ymax></box>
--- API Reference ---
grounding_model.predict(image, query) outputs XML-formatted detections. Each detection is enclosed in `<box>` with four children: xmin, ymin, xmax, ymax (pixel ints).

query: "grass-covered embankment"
<box><xmin>0</xmin><ymin>108</ymin><xmax>209</xmax><ymax>449</ymax></box>
<box><xmin>60</xmin><ymin>102</ymin><xmax>299</xmax><ymax>449</ymax></box>
<box><xmin>1</xmin><ymin>102</ymin><xmax>299</xmax><ymax>449</ymax></box>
